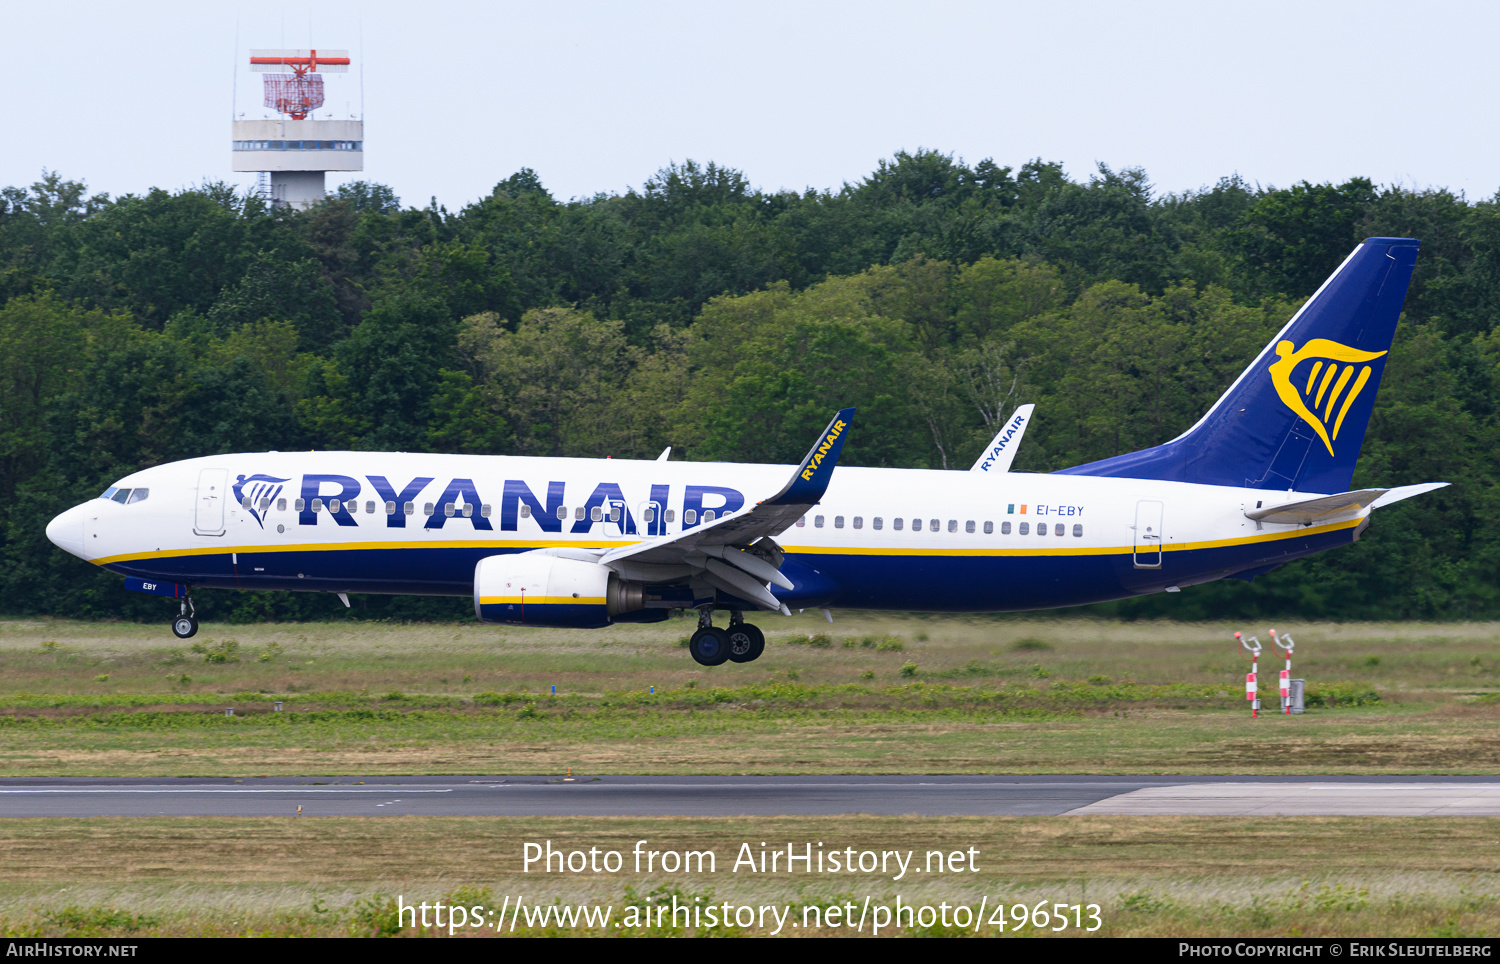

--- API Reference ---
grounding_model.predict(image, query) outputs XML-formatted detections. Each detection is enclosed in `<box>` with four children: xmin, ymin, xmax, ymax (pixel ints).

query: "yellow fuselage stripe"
<box><xmin>94</xmin><ymin>517</ymin><xmax>1359</xmax><ymax>567</ymax></box>
<box><xmin>478</xmin><ymin>596</ymin><xmax>607</xmax><ymax>606</ymax></box>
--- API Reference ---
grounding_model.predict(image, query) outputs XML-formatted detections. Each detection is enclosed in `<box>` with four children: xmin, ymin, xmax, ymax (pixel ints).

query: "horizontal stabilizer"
<box><xmin>1370</xmin><ymin>482</ymin><xmax>1449</xmax><ymax>509</ymax></box>
<box><xmin>1245</xmin><ymin>488</ymin><xmax>1387</xmax><ymax>526</ymax></box>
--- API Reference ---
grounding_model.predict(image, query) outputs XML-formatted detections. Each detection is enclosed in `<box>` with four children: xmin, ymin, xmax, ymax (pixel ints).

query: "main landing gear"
<box><xmin>688</xmin><ymin>610</ymin><xmax>765</xmax><ymax>667</ymax></box>
<box><xmin>170</xmin><ymin>596</ymin><xmax>198</xmax><ymax>639</ymax></box>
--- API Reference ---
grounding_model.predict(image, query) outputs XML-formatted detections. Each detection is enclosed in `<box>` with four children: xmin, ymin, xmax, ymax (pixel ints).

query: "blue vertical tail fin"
<box><xmin>1057</xmin><ymin>237</ymin><xmax>1419</xmax><ymax>493</ymax></box>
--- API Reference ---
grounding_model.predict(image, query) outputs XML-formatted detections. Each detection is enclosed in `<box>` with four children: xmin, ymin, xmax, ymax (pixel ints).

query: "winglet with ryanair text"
<box><xmin>763</xmin><ymin>408</ymin><xmax>856</xmax><ymax>506</ymax></box>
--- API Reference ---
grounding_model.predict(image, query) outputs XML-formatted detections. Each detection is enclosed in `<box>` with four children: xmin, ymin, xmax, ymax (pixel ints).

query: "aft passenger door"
<box><xmin>1133</xmin><ymin>499</ymin><xmax>1163</xmax><ymax>568</ymax></box>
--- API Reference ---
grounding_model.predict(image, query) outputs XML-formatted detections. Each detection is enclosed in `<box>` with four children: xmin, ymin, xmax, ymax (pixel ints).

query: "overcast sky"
<box><xmin>5</xmin><ymin>1</ymin><xmax>1497</xmax><ymax>208</ymax></box>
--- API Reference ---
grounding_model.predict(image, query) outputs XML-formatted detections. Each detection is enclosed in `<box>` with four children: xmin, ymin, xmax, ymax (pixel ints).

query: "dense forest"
<box><xmin>1</xmin><ymin>152</ymin><xmax>1495</xmax><ymax>622</ymax></box>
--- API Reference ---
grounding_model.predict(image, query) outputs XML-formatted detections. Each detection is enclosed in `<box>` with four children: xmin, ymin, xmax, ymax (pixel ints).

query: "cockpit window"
<box><xmin>100</xmin><ymin>485</ymin><xmax>148</xmax><ymax>504</ymax></box>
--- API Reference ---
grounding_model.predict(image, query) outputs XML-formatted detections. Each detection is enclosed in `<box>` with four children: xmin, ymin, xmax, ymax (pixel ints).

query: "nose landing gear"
<box><xmin>170</xmin><ymin>596</ymin><xmax>198</xmax><ymax>639</ymax></box>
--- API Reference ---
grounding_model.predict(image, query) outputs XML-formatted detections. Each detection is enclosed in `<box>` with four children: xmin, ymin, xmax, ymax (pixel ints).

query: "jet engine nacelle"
<box><xmin>473</xmin><ymin>553</ymin><xmax>644</xmax><ymax>628</ymax></box>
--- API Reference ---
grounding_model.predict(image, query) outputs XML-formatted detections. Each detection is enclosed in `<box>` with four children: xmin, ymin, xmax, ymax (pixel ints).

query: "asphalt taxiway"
<box><xmin>1</xmin><ymin>775</ymin><xmax>1498</xmax><ymax>818</ymax></box>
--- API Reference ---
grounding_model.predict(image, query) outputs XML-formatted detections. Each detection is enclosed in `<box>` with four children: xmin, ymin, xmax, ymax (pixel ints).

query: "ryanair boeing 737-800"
<box><xmin>46</xmin><ymin>238</ymin><xmax>1446</xmax><ymax>666</ymax></box>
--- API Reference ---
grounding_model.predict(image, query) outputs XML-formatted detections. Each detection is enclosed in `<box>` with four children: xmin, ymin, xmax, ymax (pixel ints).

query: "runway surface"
<box><xmin>2</xmin><ymin>775</ymin><xmax>1499</xmax><ymax>818</ymax></box>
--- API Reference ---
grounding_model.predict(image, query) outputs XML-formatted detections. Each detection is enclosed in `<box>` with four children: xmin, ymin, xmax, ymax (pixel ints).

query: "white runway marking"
<box><xmin>1067</xmin><ymin>783</ymin><xmax>1500</xmax><ymax>816</ymax></box>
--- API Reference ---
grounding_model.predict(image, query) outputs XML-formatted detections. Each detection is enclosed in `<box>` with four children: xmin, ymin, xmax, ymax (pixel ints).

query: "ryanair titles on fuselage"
<box><xmin>235</xmin><ymin>471</ymin><xmax>745</xmax><ymax>537</ymax></box>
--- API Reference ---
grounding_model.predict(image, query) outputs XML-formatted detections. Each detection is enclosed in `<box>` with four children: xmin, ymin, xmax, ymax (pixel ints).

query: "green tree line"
<box><xmin>1</xmin><ymin>154</ymin><xmax>1495</xmax><ymax>622</ymax></box>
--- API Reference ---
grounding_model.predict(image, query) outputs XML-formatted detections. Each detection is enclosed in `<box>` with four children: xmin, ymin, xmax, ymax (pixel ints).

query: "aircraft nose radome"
<box><xmin>45</xmin><ymin>505</ymin><xmax>88</xmax><ymax>560</ymax></box>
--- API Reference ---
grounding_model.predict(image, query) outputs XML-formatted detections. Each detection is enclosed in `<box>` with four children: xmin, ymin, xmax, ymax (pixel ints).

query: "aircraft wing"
<box><xmin>597</xmin><ymin>408</ymin><xmax>855</xmax><ymax>610</ymax></box>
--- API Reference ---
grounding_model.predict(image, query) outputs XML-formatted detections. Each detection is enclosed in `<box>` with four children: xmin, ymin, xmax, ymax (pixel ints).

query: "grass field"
<box><xmin>0</xmin><ymin>815</ymin><xmax>1496</xmax><ymax>937</ymax></box>
<box><xmin>2</xmin><ymin>615</ymin><xmax>1498</xmax><ymax>938</ymax></box>
<box><xmin>0</xmin><ymin>614</ymin><xmax>1498</xmax><ymax>776</ymax></box>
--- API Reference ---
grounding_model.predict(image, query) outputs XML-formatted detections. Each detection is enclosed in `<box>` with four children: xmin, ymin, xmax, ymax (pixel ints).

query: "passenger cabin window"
<box><xmin>703</xmin><ymin>510</ymin><xmax>716</xmax><ymax>522</ymax></box>
<box><xmin>893</xmin><ymin>518</ymin><xmax>903</xmax><ymax>531</ymax></box>
<box><xmin>930</xmin><ymin>519</ymin><xmax>940</xmax><ymax>532</ymax></box>
<box><xmin>947</xmin><ymin>520</ymin><xmax>957</xmax><ymax>533</ymax></box>
<box><xmin>665</xmin><ymin>509</ymin><xmax>676</xmax><ymax>522</ymax></box>
<box><xmin>983</xmin><ymin>521</ymin><xmax>993</xmax><ymax>534</ymax></box>
<box><xmin>481</xmin><ymin>505</ymin><xmax>492</xmax><ymax>518</ymax></box>
<box><xmin>642</xmin><ymin>507</ymin><xmax>655</xmax><ymax>523</ymax></box>
<box><xmin>311</xmin><ymin>498</ymin><xmax>323</xmax><ymax>512</ymax></box>
<box><xmin>574</xmin><ymin>507</ymin><xmax>585</xmax><ymax>521</ymax></box>
<box><xmin>424</xmin><ymin>503</ymin><xmax>435</xmax><ymax>516</ymax></box>
<box><xmin>385</xmin><ymin>501</ymin><xmax>396</xmax><ymax>515</ymax></box>
<box><xmin>278</xmin><ymin>498</ymin><xmax>288</xmax><ymax>512</ymax></box>
<box><xmin>834</xmin><ymin>516</ymin><xmax>844</xmax><ymax>529</ymax></box>
<box><xmin>685</xmin><ymin>509</ymin><xmax>698</xmax><ymax>524</ymax></box>
<box><xmin>556</xmin><ymin>506</ymin><xmax>567</xmax><ymax>520</ymax></box>
<box><xmin>403</xmin><ymin>502</ymin><xmax>415</xmax><ymax>515</ymax></box>
<box><xmin>444</xmin><ymin>503</ymin><xmax>456</xmax><ymax>517</ymax></box>
<box><xmin>1073</xmin><ymin>524</ymin><xmax>1083</xmax><ymax>537</ymax></box>
<box><xmin>965</xmin><ymin>520</ymin><xmax>975</xmax><ymax>533</ymax></box>
<box><xmin>912</xmin><ymin>519</ymin><xmax>922</xmax><ymax>532</ymax></box>
<box><xmin>520</xmin><ymin>504</ymin><xmax>531</xmax><ymax>518</ymax></box>
<box><xmin>258</xmin><ymin>497</ymin><xmax>270</xmax><ymax>511</ymax></box>
<box><xmin>873</xmin><ymin>517</ymin><xmax>882</xmax><ymax>530</ymax></box>
<box><xmin>853</xmin><ymin>516</ymin><xmax>863</xmax><ymax>529</ymax></box>
<box><xmin>1055</xmin><ymin>523</ymin><xmax>1064</xmax><ymax>536</ymax></box>
<box><xmin>814</xmin><ymin>515</ymin><xmax>824</xmax><ymax>528</ymax></box>
<box><xmin>1001</xmin><ymin>521</ymin><xmax>1011</xmax><ymax>534</ymax></box>
<box><xmin>1018</xmin><ymin>522</ymin><xmax>1029</xmax><ymax>535</ymax></box>
<box><xmin>796</xmin><ymin>516</ymin><xmax>805</xmax><ymax>527</ymax></box>
<box><xmin>591</xmin><ymin>506</ymin><xmax>603</xmax><ymax>522</ymax></box>
<box><xmin>610</xmin><ymin>506</ymin><xmax>622</xmax><ymax>522</ymax></box>
<box><xmin>365</xmin><ymin>501</ymin><xmax>375</xmax><ymax>514</ymax></box>
<box><xmin>329</xmin><ymin>499</ymin><xmax>341</xmax><ymax>513</ymax></box>
<box><xmin>462</xmin><ymin>504</ymin><xmax>473</xmax><ymax>517</ymax></box>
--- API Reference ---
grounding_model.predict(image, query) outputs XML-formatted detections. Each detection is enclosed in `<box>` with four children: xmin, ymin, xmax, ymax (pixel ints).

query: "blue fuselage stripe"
<box><xmin>104</xmin><ymin>524</ymin><xmax>1355</xmax><ymax>612</ymax></box>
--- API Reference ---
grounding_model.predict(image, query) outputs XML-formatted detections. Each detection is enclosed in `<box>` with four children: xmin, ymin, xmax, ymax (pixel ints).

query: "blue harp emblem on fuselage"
<box><xmin>233</xmin><ymin>474</ymin><xmax>290</xmax><ymax>529</ymax></box>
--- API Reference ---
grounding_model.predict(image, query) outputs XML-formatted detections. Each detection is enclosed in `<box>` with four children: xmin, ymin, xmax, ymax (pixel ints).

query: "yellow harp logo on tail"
<box><xmin>1267</xmin><ymin>339</ymin><xmax>1387</xmax><ymax>457</ymax></box>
